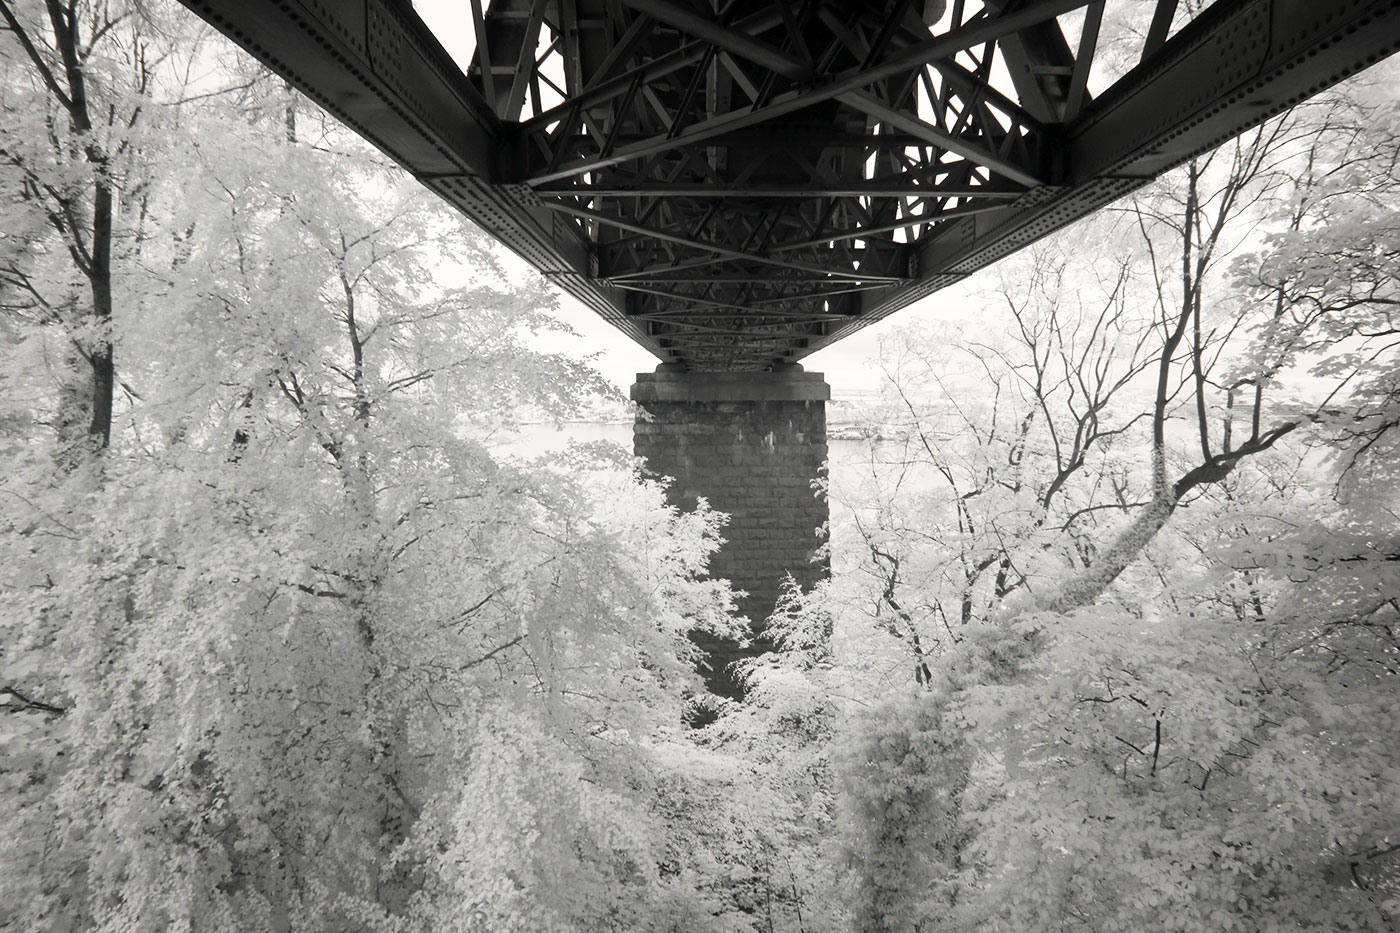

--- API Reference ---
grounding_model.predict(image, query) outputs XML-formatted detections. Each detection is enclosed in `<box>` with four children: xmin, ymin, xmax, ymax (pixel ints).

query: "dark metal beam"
<box><xmin>518</xmin><ymin>7</ymin><xmax>789</xmax><ymax>132</ymax></box>
<box><xmin>534</xmin><ymin>182</ymin><xmax>1026</xmax><ymax>197</ymax></box>
<box><xmin>838</xmin><ymin>89</ymin><xmax>1044</xmax><ymax>186</ymax></box>
<box><xmin>549</xmin><ymin>202</ymin><xmax>904</xmax><ymax>280</ymax></box>
<box><xmin>522</xmin><ymin>0</ymin><xmax>1086</xmax><ymax>185</ymax></box>
<box><xmin>614</xmin><ymin>0</ymin><xmax>813</xmax><ymax>81</ymax></box>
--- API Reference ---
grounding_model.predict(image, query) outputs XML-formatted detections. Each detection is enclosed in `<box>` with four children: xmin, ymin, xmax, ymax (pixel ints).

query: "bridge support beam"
<box><xmin>632</xmin><ymin>364</ymin><xmax>830</xmax><ymax>698</ymax></box>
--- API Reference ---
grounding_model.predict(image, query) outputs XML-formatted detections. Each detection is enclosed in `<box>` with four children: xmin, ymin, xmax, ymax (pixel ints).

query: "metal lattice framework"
<box><xmin>179</xmin><ymin>0</ymin><xmax>1400</xmax><ymax>371</ymax></box>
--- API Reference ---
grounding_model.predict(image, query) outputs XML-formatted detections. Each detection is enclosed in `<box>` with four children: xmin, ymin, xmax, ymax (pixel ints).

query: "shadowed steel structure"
<box><xmin>175</xmin><ymin>0</ymin><xmax>1400</xmax><ymax>373</ymax></box>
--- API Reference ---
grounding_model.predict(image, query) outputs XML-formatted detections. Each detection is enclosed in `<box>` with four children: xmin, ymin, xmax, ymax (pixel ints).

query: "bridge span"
<box><xmin>176</xmin><ymin>0</ymin><xmax>1400</xmax><ymax>693</ymax></box>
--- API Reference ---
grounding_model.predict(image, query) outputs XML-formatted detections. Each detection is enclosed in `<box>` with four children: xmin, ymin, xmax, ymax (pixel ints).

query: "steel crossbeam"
<box><xmin>175</xmin><ymin>0</ymin><xmax>1400</xmax><ymax>371</ymax></box>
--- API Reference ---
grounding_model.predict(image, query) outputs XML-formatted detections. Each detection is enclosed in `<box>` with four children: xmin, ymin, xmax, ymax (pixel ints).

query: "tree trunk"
<box><xmin>86</xmin><ymin>179</ymin><xmax>114</xmax><ymax>449</ymax></box>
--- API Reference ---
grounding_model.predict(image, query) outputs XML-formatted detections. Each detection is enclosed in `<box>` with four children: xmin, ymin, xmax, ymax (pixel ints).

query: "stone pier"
<box><xmin>631</xmin><ymin>364</ymin><xmax>830</xmax><ymax>698</ymax></box>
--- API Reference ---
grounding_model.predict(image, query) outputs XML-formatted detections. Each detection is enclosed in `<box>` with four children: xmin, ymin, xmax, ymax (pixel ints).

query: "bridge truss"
<box><xmin>179</xmin><ymin>0</ymin><xmax>1400</xmax><ymax>370</ymax></box>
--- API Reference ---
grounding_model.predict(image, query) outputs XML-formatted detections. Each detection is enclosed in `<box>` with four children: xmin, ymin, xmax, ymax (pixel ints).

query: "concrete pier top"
<box><xmin>631</xmin><ymin>366</ymin><xmax>831</xmax><ymax>403</ymax></box>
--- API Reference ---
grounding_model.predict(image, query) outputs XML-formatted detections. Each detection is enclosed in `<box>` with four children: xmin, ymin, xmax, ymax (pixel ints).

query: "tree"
<box><xmin>1</xmin><ymin>3</ymin><xmax>747</xmax><ymax>929</ymax></box>
<box><xmin>821</xmin><ymin>64</ymin><xmax>1400</xmax><ymax>932</ymax></box>
<box><xmin>832</xmin><ymin>233</ymin><xmax>1155</xmax><ymax>673</ymax></box>
<box><xmin>0</xmin><ymin>0</ymin><xmax>173</xmax><ymax>464</ymax></box>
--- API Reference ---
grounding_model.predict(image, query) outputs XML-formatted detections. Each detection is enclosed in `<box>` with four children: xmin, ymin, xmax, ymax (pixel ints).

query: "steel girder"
<box><xmin>176</xmin><ymin>0</ymin><xmax>1400</xmax><ymax>371</ymax></box>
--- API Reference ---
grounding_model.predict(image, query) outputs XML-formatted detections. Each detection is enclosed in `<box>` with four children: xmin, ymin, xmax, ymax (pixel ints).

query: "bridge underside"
<box><xmin>180</xmin><ymin>0</ymin><xmax>1400</xmax><ymax>372</ymax></box>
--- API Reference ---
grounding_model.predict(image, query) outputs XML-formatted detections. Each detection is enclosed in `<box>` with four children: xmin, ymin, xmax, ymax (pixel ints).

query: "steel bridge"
<box><xmin>176</xmin><ymin>0</ymin><xmax>1400</xmax><ymax>373</ymax></box>
<box><xmin>173</xmin><ymin>0</ymin><xmax>1400</xmax><ymax>694</ymax></box>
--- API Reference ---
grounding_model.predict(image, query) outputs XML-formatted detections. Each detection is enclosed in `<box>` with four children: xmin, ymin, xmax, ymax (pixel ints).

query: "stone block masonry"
<box><xmin>631</xmin><ymin>365</ymin><xmax>830</xmax><ymax>699</ymax></box>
